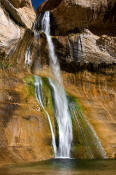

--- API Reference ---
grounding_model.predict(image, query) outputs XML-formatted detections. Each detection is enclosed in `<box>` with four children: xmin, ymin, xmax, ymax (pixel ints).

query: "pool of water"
<box><xmin>0</xmin><ymin>159</ymin><xmax>116</xmax><ymax>175</ymax></box>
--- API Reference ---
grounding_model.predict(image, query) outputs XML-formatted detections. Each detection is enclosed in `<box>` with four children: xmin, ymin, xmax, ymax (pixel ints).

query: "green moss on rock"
<box><xmin>24</xmin><ymin>76</ymin><xmax>35</xmax><ymax>101</ymax></box>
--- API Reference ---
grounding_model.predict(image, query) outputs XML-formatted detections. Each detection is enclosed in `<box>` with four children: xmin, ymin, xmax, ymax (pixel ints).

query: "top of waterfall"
<box><xmin>41</xmin><ymin>11</ymin><xmax>50</xmax><ymax>35</ymax></box>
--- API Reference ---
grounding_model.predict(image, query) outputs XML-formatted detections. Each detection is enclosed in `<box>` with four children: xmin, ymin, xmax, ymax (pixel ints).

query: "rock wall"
<box><xmin>0</xmin><ymin>0</ymin><xmax>116</xmax><ymax>165</ymax></box>
<box><xmin>0</xmin><ymin>0</ymin><xmax>50</xmax><ymax>166</ymax></box>
<box><xmin>38</xmin><ymin>0</ymin><xmax>116</xmax><ymax>35</ymax></box>
<box><xmin>0</xmin><ymin>0</ymin><xmax>36</xmax><ymax>57</ymax></box>
<box><xmin>34</xmin><ymin>0</ymin><xmax>116</xmax><ymax>159</ymax></box>
<box><xmin>0</xmin><ymin>69</ymin><xmax>53</xmax><ymax>166</ymax></box>
<box><xmin>63</xmin><ymin>69</ymin><xmax>116</xmax><ymax>159</ymax></box>
<box><xmin>9</xmin><ymin>27</ymin><xmax>116</xmax><ymax>159</ymax></box>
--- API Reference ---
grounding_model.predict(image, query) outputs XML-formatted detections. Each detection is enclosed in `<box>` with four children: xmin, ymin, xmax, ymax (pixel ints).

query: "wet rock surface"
<box><xmin>0</xmin><ymin>69</ymin><xmax>53</xmax><ymax>166</ymax></box>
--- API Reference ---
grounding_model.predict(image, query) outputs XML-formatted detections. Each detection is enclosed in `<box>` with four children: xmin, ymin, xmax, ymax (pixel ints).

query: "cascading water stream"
<box><xmin>32</xmin><ymin>17</ymin><xmax>57</xmax><ymax>157</ymax></box>
<box><xmin>69</xmin><ymin>102</ymin><xmax>108</xmax><ymax>159</ymax></box>
<box><xmin>41</xmin><ymin>11</ymin><xmax>73</xmax><ymax>158</ymax></box>
<box><xmin>41</xmin><ymin>11</ymin><xmax>62</xmax><ymax>85</ymax></box>
<box><xmin>25</xmin><ymin>44</ymin><xmax>32</xmax><ymax>66</ymax></box>
<box><xmin>34</xmin><ymin>75</ymin><xmax>57</xmax><ymax>155</ymax></box>
<box><xmin>49</xmin><ymin>79</ymin><xmax>73</xmax><ymax>158</ymax></box>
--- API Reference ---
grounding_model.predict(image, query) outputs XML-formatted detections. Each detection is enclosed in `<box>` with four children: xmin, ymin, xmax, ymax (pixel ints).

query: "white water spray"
<box><xmin>49</xmin><ymin>78</ymin><xmax>73</xmax><ymax>158</ymax></box>
<box><xmin>41</xmin><ymin>11</ymin><xmax>62</xmax><ymax>84</ymax></box>
<box><xmin>34</xmin><ymin>75</ymin><xmax>57</xmax><ymax>155</ymax></box>
<box><xmin>41</xmin><ymin>11</ymin><xmax>73</xmax><ymax>158</ymax></box>
<box><xmin>25</xmin><ymin>44</ymin><xmax>32</xmax><ymax>66</ymax></box>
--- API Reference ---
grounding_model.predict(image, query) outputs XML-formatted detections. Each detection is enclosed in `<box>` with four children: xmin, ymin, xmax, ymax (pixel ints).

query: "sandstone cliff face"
<box><xmin>0</xmin><ymin>0</ymin><xmax>116</xmax><ymax>165</ymax></box>
<box><xmin>53</xmin><ymin>31</ymin><xmax>116</xmax><ymax>67</ymax></box>
<box><xmin>0</xmin><ymin>0</ymin><xmax>50</xmax><ymax>166</ymax></box>
<box><xmin>0</xmin><ymin>68</ymin><xmax>54</xmax><ymax>166</ymax></box>
<box><xmin>7</xmin><ymin>27</ymin><xmax>116</xmax><ymax>159</ymax></box>
<box><xmin>0</xmin><ymin>0</ymin><xmax>36</xmax><ymax>57</ymax></box>
<box><xmin>34</xmin><ymin>0</ymin><xmax>116</xmax><ymax>159</ymax></box>
<box><xmin>37</xmin><ymin>0</ymin><xmax>116</xmax><ymax>66</ymax></box>
<box><xmin>63</xmin><ymin>69</ymin><xmax>116</xmax><ymax>159</ymax></box>
<box><xmin>38</xmin><ymin>0</ymin><xmax>116</xmax><ymax>35</ymax></box>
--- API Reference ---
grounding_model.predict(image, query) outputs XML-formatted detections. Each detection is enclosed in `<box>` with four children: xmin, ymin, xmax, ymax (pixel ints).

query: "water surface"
<box><xmin>0</xmin><ymin>159</ymin><xmax>116</xmax><ymax>175</ymax></box>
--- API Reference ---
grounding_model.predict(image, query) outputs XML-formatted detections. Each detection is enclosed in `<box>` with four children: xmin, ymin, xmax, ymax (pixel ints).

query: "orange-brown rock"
<box><xmin>63</xmin><ymin>67</ymin><xmax>116</xmax><ymax>159</ymax></box>
<box><xmin>38</xmin><ymin>0</ymin><xmax>62</xmax><ymax>13</ymax></box>
<box><xmin>0</xmin><ymin>68</ymin><xmax>54</xmax><ymax>166</ymax></box>
<box><xmin>52</xmin><ymin>31</ymin><xmax>116</xmax><ymax>66</ymax></box>
<box><xmin>8</xmin><ymin>28</ymin><xmax>116</xmax><ymax>159</ymax></box>
<box><xmin>0</xmin><ymin>0</ymin><xmax>116</xmax><ymax>166</ymax></box>
<box><xmin>35</xmin><ymin>0</ymin><xmax>116</xmax><ymax>66</ymax></box>
<box><xmin>9</xmin><ymin>0</ymin><xmax>32</xmax><ymax>8</ymax></box>
<box><xmin>38</xmin><ymin>0</ymin><xmax>116</xmax><ymax>35</ymax></box>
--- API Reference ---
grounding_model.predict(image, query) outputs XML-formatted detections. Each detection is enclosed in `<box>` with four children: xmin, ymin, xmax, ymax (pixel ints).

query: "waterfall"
<box><xmin>77</xmin><ymin>36</ymin><xmax>83</xmax><ymax>59</ymax></box>
<box><xmin>41</xmin><ymin>11</ymin><xmax>73</xmax><ymax>158</ymax></box>
<box><xmin>41</xmin><ymin>11</ymin><xmax>62</xmax><ymax>84</ymax></box>
<box><xmin>24</xmin><ymin>11</ymin><xmax>107</xmax><ymax>159</ymax></box>
<box><xmin>25</xmin><ymin>44</ymin><xmax>32</xmax><ymax>66</ymax></box>
<box><xmin>49</xmin><ymin>79</ymin><xmax>73</xmax><ymax>158</ymax></box>
<box><xmin>34</xmin><ymin>75</ymin><xmax>57</xmax><ymax>155</ymax></box>
<box><xmin>69</xmin><ymin>102</ymin><xmax>108</xmax><ymax>159</ymax></box>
